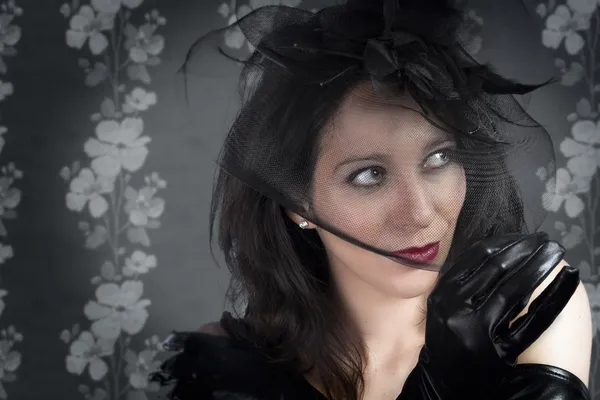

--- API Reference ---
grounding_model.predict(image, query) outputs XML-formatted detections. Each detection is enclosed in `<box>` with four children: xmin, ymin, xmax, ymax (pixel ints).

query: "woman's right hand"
<box><xmin>398</xmin><ymin>232</ymin><xmax>580</xmax><ymax>399</ymax></box>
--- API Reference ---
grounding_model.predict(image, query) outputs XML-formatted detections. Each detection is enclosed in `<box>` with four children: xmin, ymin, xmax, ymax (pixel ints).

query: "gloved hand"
<box><xmin>492</xmin><ymin>364</ymin><xmax>590</xmax><ymax>399</ymax></box>
<box><xmin>397</xmin><ymin>232</ymin><xmax>580</xmax><ymax>400</ymax></box>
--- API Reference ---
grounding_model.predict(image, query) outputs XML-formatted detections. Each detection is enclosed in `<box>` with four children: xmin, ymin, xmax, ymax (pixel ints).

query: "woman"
<box><xmin>151</xmin><ymin>0</ymin><xmax>592</xmax><ymax>399</ymax></box>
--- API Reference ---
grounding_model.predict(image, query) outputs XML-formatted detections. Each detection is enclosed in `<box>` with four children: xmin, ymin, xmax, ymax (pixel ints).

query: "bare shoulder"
<box><xmin>515</xmin><ymin>259</ymin><xmax>592</xmax><ymax>386</ymax></box>
<box><xmin>199</xmin><ymin>321</ymin><xmax>230</xmax><ymax>337</ymax></box>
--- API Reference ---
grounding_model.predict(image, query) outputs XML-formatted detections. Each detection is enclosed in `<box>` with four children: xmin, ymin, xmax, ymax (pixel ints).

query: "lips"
<box><xmin>392</xmin><ymin>242</ymin><xmax>440</xmax><ymax>264</ymax></box>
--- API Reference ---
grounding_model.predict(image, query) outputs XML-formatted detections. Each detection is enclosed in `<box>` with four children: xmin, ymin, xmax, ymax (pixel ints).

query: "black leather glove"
<box><xmin>398</xmin><ymin>232</ymin><xmax>580</xmax><ymax>400</ymax></box>
<box><xmin>493</xmin><ymin>364</ymin><xmax>590</xmax><ymax>399</ymax></box>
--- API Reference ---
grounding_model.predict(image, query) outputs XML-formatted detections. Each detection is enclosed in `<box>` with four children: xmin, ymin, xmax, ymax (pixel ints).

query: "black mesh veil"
<box><xmin>179</xmin><ymin>0</ymin><xmax>557</xmax><ymax>271</ymax></box>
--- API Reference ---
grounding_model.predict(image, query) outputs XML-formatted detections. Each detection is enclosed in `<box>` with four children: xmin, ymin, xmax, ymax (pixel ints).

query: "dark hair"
<box><xmin>207</xmin><ymin>21</ymin><xmax>527</xmax><ymax>400</ymax></box>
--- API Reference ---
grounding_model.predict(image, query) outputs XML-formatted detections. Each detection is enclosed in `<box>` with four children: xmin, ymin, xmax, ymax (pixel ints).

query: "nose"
<box><xmin>388</xmin><ymin>174</ymin><xmax>437</xmax><ymax>229</ymax></box>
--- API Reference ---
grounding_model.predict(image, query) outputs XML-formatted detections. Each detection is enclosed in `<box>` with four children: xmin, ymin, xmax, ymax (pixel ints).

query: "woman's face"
<box><xmin>309</xmin><ymin>88</ymin><xmax>467</xmax><ymax>299</ymax></box>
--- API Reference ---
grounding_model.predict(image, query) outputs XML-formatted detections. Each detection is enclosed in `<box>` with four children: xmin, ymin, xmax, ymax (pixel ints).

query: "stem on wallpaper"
<box><xmin>114</xmin><ymin>335</ymin><xmax>125</xmax><ymax>399</ymax></box>
<box><xmin>117</xmin><ymin>383</ymin><xmax>131</xmax><ymax>398</ymax></box>
<box><xmin>104</xmin><ymin>379</ymin><xmax>111</xmax><ymax>399</ymax></box>
<box><xmin>110</xmin><ymin>348</ymin><xmax>118</xmax><ymax>400</ymax></box>
<box><xmin>104</xmin><ymin>214</ymin><xmax>117</xmax><ymax>253</ymax></box>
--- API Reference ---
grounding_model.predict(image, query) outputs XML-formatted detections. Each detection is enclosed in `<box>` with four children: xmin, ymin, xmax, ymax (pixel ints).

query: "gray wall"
<box><xmin>1</xmin><ymin>0</ymin><xmax>598</xmax><ymax>399</ymax></box>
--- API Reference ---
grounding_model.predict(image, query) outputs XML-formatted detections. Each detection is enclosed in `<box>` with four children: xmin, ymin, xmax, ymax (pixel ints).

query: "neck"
<box><xmin>329</xmin><ymin>265</ymin><xmax>431</xmax><ymax>365</ymax></box>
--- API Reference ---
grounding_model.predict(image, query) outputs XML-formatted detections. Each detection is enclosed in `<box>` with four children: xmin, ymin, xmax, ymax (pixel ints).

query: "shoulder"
<box><xmin>516</xmin><ymin>258</ymin><xmax>592</xmax><ymax>386</ymax></box>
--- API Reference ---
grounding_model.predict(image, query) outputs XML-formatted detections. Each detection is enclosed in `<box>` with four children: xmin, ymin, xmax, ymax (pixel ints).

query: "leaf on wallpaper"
<box><xmin>127</xmin><ymin>64</ymin><xmax>151</xmax><ymax>85</ymax></box>
<box><xmin>145</xmin><ymin>56</ymin><xmax>160</xmax><ymax>67</ymax></box>
<box><xmin>0</xmin><ymin>246</ymin><xmax>12</xmax><ymax>265</ymax></box>
<box><xmin>100</xmin><ymin>98</ymin><xmax>117</xmax><ymax>118</ymax></box>
<box><xmin>576</xmin><ymin>98</ymin><xmax>596</xmax><ymax>118</ymax></box>
<box><xmin>86</xmin><ymin>225</ymin><xmax>108</xmax><ymax>250</ymax></box>
<box><xmin>127</xmin><ymin>227</ymin><xmax>150</xmax><ymax>247</ymax></box>
<box><xmin>536</xmin><ymin>3</ymin><xmax>547</xmax><ymax>18</ymax></box>
<box><xmin>578</xmin><ymin>260</ymin><xmax>594</xmax><ymax>281</ymax></box>
<box><xmin>561</xmin><ymin>62</ymin><xmax>584</xmax><ymax>86</ymax></box>
<box><xmin>100</xmin><ymin>261</ymin><xmax>117</xmax><ymax>281</ymax></box>
<box><xmin>85</xmin><ymin>62</ymin><xmax>109</xmax><ymax>87</ymax></box>
<box><xmin>126</xmin><ymin>389</ymin><xmax>148</xmax><ymax>400</ymax></box>
<box><xmin>567</xmin><ymin>112</ymin><xmax>579</xmax><ymax>122</ymax></box>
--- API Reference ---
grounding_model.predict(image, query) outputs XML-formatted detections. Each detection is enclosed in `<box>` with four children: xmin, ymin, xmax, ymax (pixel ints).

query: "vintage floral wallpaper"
<box><xmin>0</xmin><ymin>0</ymin><xmax>598</xmax><ymax>399</ymax></box>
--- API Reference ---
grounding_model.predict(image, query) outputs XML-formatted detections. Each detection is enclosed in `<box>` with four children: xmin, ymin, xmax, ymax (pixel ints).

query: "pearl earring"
<box><xmin>298</xmin><ymin>220</ymin><xmax>309</xmax><ymax>229</ymax></box>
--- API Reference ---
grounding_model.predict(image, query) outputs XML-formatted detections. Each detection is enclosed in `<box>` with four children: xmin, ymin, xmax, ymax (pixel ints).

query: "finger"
<box><xmin>445</xmin><ymin>232</ymin><xmax>548</xmax><ymax>285</ymax></box>
<box><xmin>499</xmin><ymin>266</ymin><xmax>579</xmax><ymax>361</ymax></box>
<box><xmin>488</xmin><ymin>240</ymin><xmax>565</xmax><ymax>308</ymax></box>
<box><xmin>449</xmin><ymin>233</ymin><xmax>550</xmax><ymax>300</ymax></box>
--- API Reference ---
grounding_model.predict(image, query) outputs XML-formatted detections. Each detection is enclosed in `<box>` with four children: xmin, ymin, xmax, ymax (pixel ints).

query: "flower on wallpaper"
<box><xmin>84</xmin><ymin>280</ymin><xmax>151</xmax><ymax>340</ymax></box>
<box><xmin>66</xmin><ymin>168</ymin><xmax>115</xmax><ymax>218</ymax></box>
<box><xmin>555</xmin><ymin>221</ymin><xmax>585</xmax><ymax>250</ymax></box>
<box><xmin>123</xmin><ymin>23</ymin><xmax>164</xmax><ymax>64</ymax></box>
<box><xmin>123</xmin><ymin>250</ymin><xmax>157</xmax><ymax>277</ymax></box>
<box><xmin>542</xmin><ymin>167</ymin><xmax>590</xmax><ymax>218</ymax></box>
<box><xmin>542</xmin><ymin>1</ymin><xmax>593</xmax><ymax>55</ymax></box>
<box><xmin>555</xmin><ymin>59</ymin><xmax>585</xmax><ymax>86</ymax></box>
<box><xmin>124</xmin><ymin>348</ymin><xmax>161</xmax><ymax>390</ymax></box>
<box><xmin>66</xmin><ymin>5</ymin><xmax>115</xmax><ymax>55</ymax></box>
<box><xmin>123</xmin><ymin>186</ymin><xmax>164</xmax><ymax>227</ymax></box>
<box><xmin>220</xmin><ymin>0</ymin><xmax>302</xmax><ymax>51</ymax></box>
<box><xmin>0</xmin><ymin>176</ymin><xmax>21</xmax><ymax>237</ymax></box>
<box><xmin>84</xmin><ymin>117</ymin><xmax>151</xmax><ymax>178</ymax></box>
<box><xmin>0</xmin><ymin>9</ymin><xmax>22</xmax><ymax>75</ymax></box>
<box><xmin>91</xmin><ymin>0</ymin><xmax>143</xmax><ymax>14</ymax></box>
<box><xmin>560</xmin><ymin>119</ymin><xmax>600</xmax><ymax>178</ymax></box>
<box><xmin>0</xmin><ymin>331</ymin><xmax>23</xmax><ymax>399</ymax></box>
<box><xmin>0</xmin><ymin>245</ymin><xmax>12</xmax><ymax>264</ymax></box>
<box><xmin>124</xmin><ymin>88</ymin><xmax>157</xmax><ymax>112</ymax></box>
<box><xmin>0</xmin><ymin>13</ymin><xmax>21</xmax><ymax>51</ymax></box>
<box><xmin>0</xmin><ymin>290</ymin><xmax>7</xmax><ymax>317</ymax></box>
<box><xmin>77</xmin><ymin>386</ymin><xmax>108</xmax><ymax>400</ymax></box>
<box><xmin>584</xmin><ymin>283</ymin><xmax>600</xmax><ymax>335</ymax></box>
<box><xmin>0</xmin><ymin>81</ymin><xmax>11</xmax><ymax>101</ymax></box>
<box><xmin>66</xmin><ymin>331</ymin><xmax>115</xmax><ymax>381</ymax></box>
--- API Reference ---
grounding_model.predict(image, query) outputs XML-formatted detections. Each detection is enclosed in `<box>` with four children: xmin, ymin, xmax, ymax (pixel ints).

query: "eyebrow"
<box><xmin>333</xmin><ymin>137</ymin><xmax>456</xmax><ymax>173</ymax></box>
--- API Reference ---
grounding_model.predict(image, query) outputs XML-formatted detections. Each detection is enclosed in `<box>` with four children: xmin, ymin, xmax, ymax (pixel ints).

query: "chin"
<box><xmin>375</xmin><ymin>262</ymin><xmax>439</xmax><ymax>299</ymax></box>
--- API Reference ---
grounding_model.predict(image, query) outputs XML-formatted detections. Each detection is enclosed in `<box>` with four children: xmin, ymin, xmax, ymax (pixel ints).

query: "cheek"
<box><xmin>435</xmin><ymin>166</ymin><xmax>466</xmax><ymax>222</ymax></box>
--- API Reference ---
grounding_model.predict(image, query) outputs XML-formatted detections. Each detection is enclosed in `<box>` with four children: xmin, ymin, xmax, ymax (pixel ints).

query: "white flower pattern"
<box><xmin>66</xmin><ymin>168</ymin><xmax>115</xmax><ymax>218</ymax></box>
<box><xmin>84</xmin><ymin>117</ymin><xmax>151</xmax><ymax>177</ymax></box>
<box><xmin>66</xmin><ymin>5</ymin><xmax>114</xmax><ymax>55</ymax></box>
<box><xmin>542</xmin><ymin>1</ymin><xmax>592</xmax><ymax>55</ymax></box>
<box><xmin>84</xmin><ymin>281</ymin><xmax>151</xmax><ymax>340</ymax></box>
<box><xmin>66</xmin><ymin>331</ymin><xmax>114</xmax><ymax>381</ymax></box>
<box><xmin>542</xmin><ymin>167</ymin><xmax>590</xmax><ymax>218</ymax></box>
<box><xmin>560</xmin><ymin>119</ymin><xmax>600</xmax><ymax>178</ymax></box>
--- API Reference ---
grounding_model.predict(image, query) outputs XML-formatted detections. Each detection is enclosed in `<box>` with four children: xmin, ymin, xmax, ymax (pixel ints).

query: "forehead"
<box><xmin>322</xmin><ymin>86</ymin><xmax>452</xmax><ymax>149</ymax></box>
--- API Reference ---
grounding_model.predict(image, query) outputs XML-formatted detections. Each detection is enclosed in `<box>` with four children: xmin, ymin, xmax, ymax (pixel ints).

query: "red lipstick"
<box><xmin>392</xmin><ymin>242</ymin><xmax>439</xmax><ymax>264</ymax></box>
